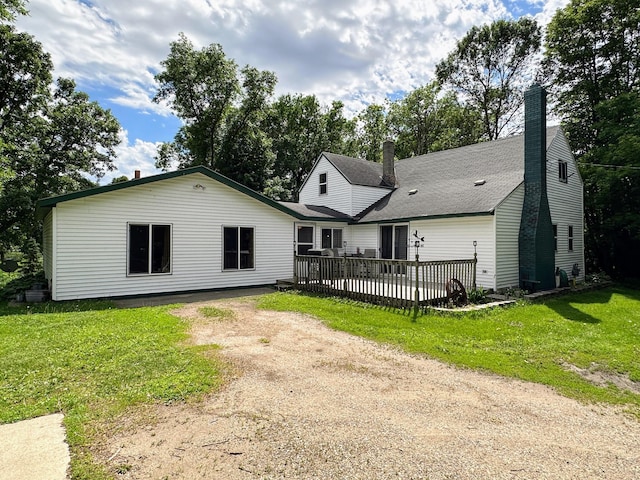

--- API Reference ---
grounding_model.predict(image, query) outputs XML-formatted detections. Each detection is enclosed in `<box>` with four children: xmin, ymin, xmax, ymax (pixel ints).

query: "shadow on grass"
<box><xmin>545</xmin><ymin>285</ymin><xmax>638</xmax><ymax>324</ymax></box>
<box><xmin>0</xmin><ymin>299</ymin><xmax>117</xmax><ymax>317</ymax></box>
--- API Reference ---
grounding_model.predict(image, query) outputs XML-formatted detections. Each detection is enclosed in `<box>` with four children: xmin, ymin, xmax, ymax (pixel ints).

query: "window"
<box><xmin>553</xmin><ymin>224</ymin><xmax>558</xmax><ymax>252</ymax></box>
<box><xmin>128</xmin><ymin>224</ymin><xmax>171</xmax><ymax>275</ymax></box>
<box><xmin>223</xmin><ymin>226</ymin><xmax>254</xmax><ymax>270</ymax></box>
<box><xmin>568</xmin><ymin>225</ymin><xmax>574</xmax><ymax>251</ymax></box>
<box><xmin>321</xmin><ymin>228</ymin><xmax>343</xmax><ymax>249</ymax></box>
<box><xmin>559</xmin><ymin>160</ymin><xmax>568</xmax><ymax>183</ymax></box>
<box><xmin>297</xmin><ymin>225</ymin><xmax>314</xmax><ymax>255</ymax></box>
<box><xmin>319</xmin><ymin>172</ymin><xmax>327</xmax><ymax>195</ymax></box>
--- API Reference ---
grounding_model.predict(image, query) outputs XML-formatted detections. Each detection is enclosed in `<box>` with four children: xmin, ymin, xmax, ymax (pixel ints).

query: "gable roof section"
<box><xmin>357</xmin><ymin>126</ymin><xmax>561</xmax><ymax>223</ymax></box>
<box><xmin>36</xmin><ymin>166</ymin><xmax>338</xmax><ymax>222</ymax></box>
<box><xmin>322</xmin><ymin>153</ymin><xmax>392</xmax><ymax>188</ymax></box>
<box><xmin>299</xmin><ymin>152</ymin><xmax>393</xmax><ymax>193</ymax></box>
<box><xmin>278</xmin><ymin>202</ymin><xmax>352</xmax><ymax>221</ymax></box>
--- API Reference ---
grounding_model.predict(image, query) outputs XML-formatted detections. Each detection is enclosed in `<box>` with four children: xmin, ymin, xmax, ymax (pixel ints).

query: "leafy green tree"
<box><xmin>0</xmin><ymin>0</ymin><xmax>27</xmax><ymax>21</ymax></box>
<box><xmin>0</xmin><ymin>25</ymin><xmax>120</xmax><ymax>256</ymax></box>
<box><xmin>545</xmin><ymin>0</ymin><xmax>640</xmax><ymax>277</ymax></box>
<box><xmin>154</xmin><ymin>33</ymin><xmax>277</xmax><ymax>191</ymax></box>
<box><xmin>436</xmin><ymin>18</ymin><xmax>542</xmax><ymax>140</ymax></box>
<box><xmin>353</xmin><ymin>103</ymin><xmax>389</xmax><ymax>162</ymax></box>
<box><xmin>264</xmin><ymin>94</ymin><xmax>355</xmax><ymax>200</ymax></box>
<box><xmin>387</xmin><ymin>82</ymin><xmax>483</xmax><ymax>158</ymax></box>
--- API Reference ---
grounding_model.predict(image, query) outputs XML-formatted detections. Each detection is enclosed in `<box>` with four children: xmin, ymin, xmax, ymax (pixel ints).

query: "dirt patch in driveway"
<box><xmin>99</xmin><ymin>298</ymin><xmax>640</xmax><ymax>479</ymax></box>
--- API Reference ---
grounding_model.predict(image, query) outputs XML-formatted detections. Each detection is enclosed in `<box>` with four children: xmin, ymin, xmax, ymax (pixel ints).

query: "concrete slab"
<box><xmin>112</xmin><ymin>286</ymin><xmax>274</xmax><ymax>309</ymax></box>
<box><xmin>0</xmin><ymin>413</ymin><xmax>70</xmax><ymax>480</ymax></box>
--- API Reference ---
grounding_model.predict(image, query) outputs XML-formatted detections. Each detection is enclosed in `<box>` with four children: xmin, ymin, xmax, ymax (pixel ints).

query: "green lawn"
<box><xmin>259</xmin><ymin>285</ymin><xmax>640</xmax><ymax>416</ymax></box>
<box><xmin>0</xmin><ymin>300</ymin><xmax>225</xmax><ymax>479</ymax></box>
<box><xmin>1</xmin><ymin>284</ymin><xmax>638</xmax><ymax>479</ymax></box>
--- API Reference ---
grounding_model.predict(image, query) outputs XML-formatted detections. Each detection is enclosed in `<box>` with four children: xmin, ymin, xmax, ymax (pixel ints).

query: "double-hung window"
<box><xmin>559</xmin><ymin>161</ymin><xmax>568</xmax><ymax>183</ymax></box>
<box><xmin>321</xmin><ymin>228</ymin><xmax>343</xmax><ymax>249</ymax></box>
<box><xmin>319</xmin><ymin>172</ymin><xmax>327</xmax><ymax>195</ymax></box>
<box><xmin>223</xmin><ymin>226</ymin><xmax>255</xmax><ymax>270</ymax></box>
<box><xmin>128</xmin><ymin>223</ymin><xmax>171</xmax><ymax>275</ymax></box>
<box><xmin>568</xmin><ymin>225</ymin><xmax>574</xmax><ymax>252</ymax></box>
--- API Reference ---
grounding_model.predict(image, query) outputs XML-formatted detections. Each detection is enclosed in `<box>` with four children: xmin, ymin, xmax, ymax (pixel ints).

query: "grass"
<box><xmin>259</xmin><ymin>285</ymin><xmax>640</xmax><ymax>415</ymax></box>
<box><xmin>0</xmin><ymin>300</ymin><xmax>225</xmax><ymax>479</ymax></box>
<box><xmin>198</xmin><ymin>305</ymin><xmax>236</xmax><ymax>320</ymax></box>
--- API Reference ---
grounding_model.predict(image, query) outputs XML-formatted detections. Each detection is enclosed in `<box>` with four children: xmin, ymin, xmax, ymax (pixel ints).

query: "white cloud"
<box><xmin>96</xmin><ymin>130</ymin><xmax>163</xmax><ymax>185</ymax></box>
<box><xmin>16</xmin><ymin>0</ymin><xmax>519</xmax><ymax>118</ymax></box>
<box><xmin>16</xmin><ymin>0</ymin><xmax>569</xmax><ymax>181</ymax></box>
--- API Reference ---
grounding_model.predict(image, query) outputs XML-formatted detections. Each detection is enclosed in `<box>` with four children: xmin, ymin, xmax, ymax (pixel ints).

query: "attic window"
<box><xmin>559</xmin><ymin>160</ymin><xmax>568</xmax><ymax>183</ymax></box>
<box><xmin>474</xmin><ymin>179</ymin><xmax>486</xmax><ymax>186</ymax></box>
<box><xmin>319</xmin><ymin>172</ymin><xmax>327</xmax><ymax>195</ymax></box>
<box><xmin>408</xmin><ymin>189</ymin><xmax>418</xmax><ymax>195</ymax></box>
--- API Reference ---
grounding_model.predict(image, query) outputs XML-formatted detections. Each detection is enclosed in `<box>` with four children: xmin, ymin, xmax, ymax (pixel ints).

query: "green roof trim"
<box><xmin>353</xmin><ymin>210</ymin><xmax>494</xmax><ymax>225</ymax></box>
<box><xmin>35</xmin><ymin>166</ymin><xmax>325</xmax><ymax>222</ymax></box>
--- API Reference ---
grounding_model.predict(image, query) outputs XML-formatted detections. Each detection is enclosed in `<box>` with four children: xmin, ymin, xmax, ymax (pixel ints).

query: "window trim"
<box><xmin>296</xmin><ymin>224</ymin><xmax>315</xmax><ymax>255</ymax></box>
<box><xmin>222</xmin><ymin>225</ymin><xmax>256</xmax><ymax>271</ymax></box>
<box><xmin>559</xmin><ymin>160</ymin><xmax>568</xmax><ymax>183</ymax></box>
<box><xmin>568</xmin><ymin>225</ymin><xmax>574</xmax><ymax>252</ymax></box>
<box><xmin>321</xmin><ymin>228</ymin><xmax>343</xmax><ymax>249</ymax></box>
<box><xmin>319</xmin><ymin>172</ymin><xmax>328</xmax><ymax>195</ymax></box>
<box><xmin>127</xmin><ymin>223</ymin><xmax>172</xmax><ymax>276</ymax></box>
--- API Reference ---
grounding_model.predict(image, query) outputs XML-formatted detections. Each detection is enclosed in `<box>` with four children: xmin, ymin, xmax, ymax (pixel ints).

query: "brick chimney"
<box><xmin>382</xmin><ymin>140</ymin><xmax>396</xmax><ymax>187</ymax></box>
<box><xmin>134</xmin><ymin>170</ymin><xmax>141</xmax><ymax>179</ymax></box>
<box><xmin>518</xmin><ymin>84</ymin><xmax>555</xmax><ymax>291</ymax></box>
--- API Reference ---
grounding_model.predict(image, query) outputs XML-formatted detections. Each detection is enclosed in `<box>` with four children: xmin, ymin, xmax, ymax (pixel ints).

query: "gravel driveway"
<box><xmin>101</xmin><ymin>297</ymin><xmax>640</xmax><ymax>479</ymax></box>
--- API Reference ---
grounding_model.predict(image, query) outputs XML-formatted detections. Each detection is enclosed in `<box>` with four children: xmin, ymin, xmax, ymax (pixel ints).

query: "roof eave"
<box><xmin>36</xmin><ymin>166</ymin><xmax>305</xmax><ymax>221</ymax></box>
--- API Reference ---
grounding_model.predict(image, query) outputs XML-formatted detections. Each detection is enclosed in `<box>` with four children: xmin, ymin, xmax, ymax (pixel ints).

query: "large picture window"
<box><xmin>224</xmin><ymin>226</ymin><xmax>254</xmax><ymax>270</ymax></box>
<box><xmin>128</xmin><ymin>224</ymin><xmax>171</xmax><ymax>275</ymax></box>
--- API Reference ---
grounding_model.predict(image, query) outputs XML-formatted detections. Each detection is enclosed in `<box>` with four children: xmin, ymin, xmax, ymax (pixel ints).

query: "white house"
<box><xmin>38</xmin><ymin>85</ymin><xmax>584</xmax><ymax>300</ymax></box>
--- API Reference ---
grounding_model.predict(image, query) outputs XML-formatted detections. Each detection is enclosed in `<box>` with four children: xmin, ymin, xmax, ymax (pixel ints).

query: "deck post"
<box><xmin>294</xmin><ymin>254</ymin><xmax>298</xmax><ymax>288</ymax></box>
<box><xmin>472</xmin><ymin>241</ymin><xmax>478</xmax><ymax>290</ymax></box>
<box><xmin>413</xmin><ymin>253</ymin><xmax>420</xmax><ymax>320</ymax></box>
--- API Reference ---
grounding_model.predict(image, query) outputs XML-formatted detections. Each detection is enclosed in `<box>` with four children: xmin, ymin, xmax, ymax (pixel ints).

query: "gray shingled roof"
<box><xmin>357</xmin><ymin>126</ymin><xmax>560</xmax><ymax>223</ymax></box>
<box><xmin>322</xmin><ymin>153</ymin><xmax>391</xmax><ymax>188</ymax></box>
<box><xmin>279</xmin><ymin>202</ymin><xmax>352</xmax><ymax>220</ymax></box>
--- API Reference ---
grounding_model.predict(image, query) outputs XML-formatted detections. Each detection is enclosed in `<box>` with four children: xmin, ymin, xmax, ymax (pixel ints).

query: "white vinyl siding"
<box><xmin>351</xmin><ymin>185</ymin><xmax>390</xmax><ymax>217</ymax></box>
<box><xmin>299</xmin><ymin>155</ymin><xmax>390</xmax><ymax>217</ymax></box>
<box><xmin>348</xmin><ymin>224</ymin><xmax>379</xmax><ymax>257</ymax></box>
<box><xmin>495</xmin><ymin>184</ymin><xmax>524</xmax><ymax>290</ymax></box>
<box><xmin>299</xmin><ymin>156</ymin><xmax>351</xmax><ymax>215</ymax></box>
<box><xmin>42</xmin><ymin>211</ymin><xmax>54</xmax><ymax>289</ymax></box>
<box><xmin>546</xmin><ymin>131</ymin><xmax>585</xmax><ymax>282</ymax></box>
<box><xmin>410</xmin><ymin>216</ymin><xmax>495</xmax><ymax>290</ymax></box>
<box><xmin>50</xmin><ymin>173</ymin><xmax>294</xmax><ymax>300</ymax></box>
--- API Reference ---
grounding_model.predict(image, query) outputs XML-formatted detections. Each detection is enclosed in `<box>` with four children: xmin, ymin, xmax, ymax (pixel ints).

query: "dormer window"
<box><xmin>319</xmin><ymin>172</ymin><xmax>327</xmax><ymax>195</ymax></box>
<box><xmin>559</xmin><ymin>160</ymin><xmax>568</xmax><ymax>183</ymax></box>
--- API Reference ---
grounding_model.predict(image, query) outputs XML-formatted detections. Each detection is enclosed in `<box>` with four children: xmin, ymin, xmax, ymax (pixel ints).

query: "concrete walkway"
<box><xmin>113</xmin><ymin>286</ymin><xmax>274</xmax><ymax>308</ymax></box>
<box><xmin>0</xmin><ymin>414</ymin><xmax>70</xmax><ymax>480</ymax></box>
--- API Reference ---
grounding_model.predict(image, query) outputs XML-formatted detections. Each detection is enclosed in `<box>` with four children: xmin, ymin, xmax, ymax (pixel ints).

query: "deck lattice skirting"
<box><xmin>293</xmin><ymin>255</ymin><xmax>477</xmax><ymax>309</ymax></box>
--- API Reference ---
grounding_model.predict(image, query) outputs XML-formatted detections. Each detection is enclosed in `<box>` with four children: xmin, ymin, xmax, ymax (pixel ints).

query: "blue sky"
<box><xmin>15</xmin><ymin>0</ymin><xmax>568</xmax><ymax>184</ymax></box>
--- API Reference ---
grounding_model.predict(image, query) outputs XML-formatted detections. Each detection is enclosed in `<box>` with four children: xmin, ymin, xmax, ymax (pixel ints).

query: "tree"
<box><xmin>0</xmin><ymin>0</ymin><xmax>27</xmax><ymax>22</ymax></box>
<box><xmin>0</xmin><ymin>25</ymin><xmax>120</xmax><ymax>255</ymax></box>
<box><xmin>264</xmin><ymin>95</ymin><xmax>355</xmax><ymax>200</ymax></box>
<box><xmin>436</xmin><ymin>18</ymin><xmax>542</xmax><ymax>140</ymax></box>
<box><xmin>545</xmin><ymin>0</ymin><xmax>640</xmax><ymax>277</ymax></box>
<box><xmin>387</xmin><ymin>82</ymin><xmax>483</xmax><ymax>158</ymax></box>
<box><xmin>154</xmin><ymin>34</ymin><xmax>277</xmax><ymax>191</ymax></box>
<box><xmin>352</xmin><ymin>103</ymin><xmax>388</xmax><ymax>162</ymax></box>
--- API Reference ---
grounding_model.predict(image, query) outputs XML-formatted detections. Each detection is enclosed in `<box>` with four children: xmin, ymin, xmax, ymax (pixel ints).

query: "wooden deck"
<box><xmin>292</xmin><ymin>255</ymin><xmax>477</xmax><ymax>309</ymax></box>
